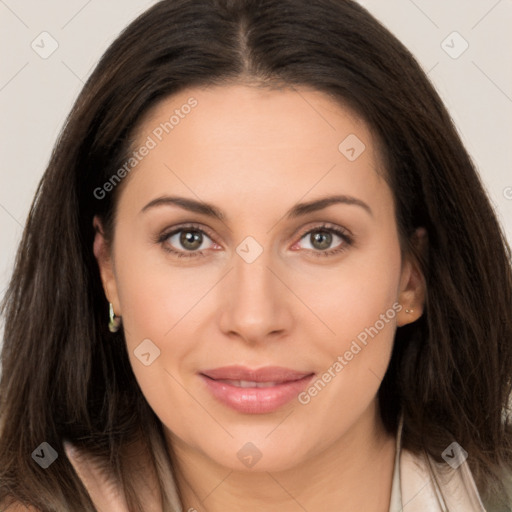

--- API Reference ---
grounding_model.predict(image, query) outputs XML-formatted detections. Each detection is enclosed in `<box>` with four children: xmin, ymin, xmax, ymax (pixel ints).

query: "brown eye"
<box><xmin>309</xmin><ymin>230</ymin><xmax>333</xmax><ymax>250</ymax></box>
<box><xmin>294</xmin><ymin>224</ymin><xmax>354</xmax><ymax>257</ymax></box>
<box><xmin>179</xmin><ymin>230</ymin><xmax>204</xmax><ymax>251</ymax></box>
<box><xmin>159</xmin><ymin>225</ymin><xmax>216</xmax><ymax>258</ymax></box>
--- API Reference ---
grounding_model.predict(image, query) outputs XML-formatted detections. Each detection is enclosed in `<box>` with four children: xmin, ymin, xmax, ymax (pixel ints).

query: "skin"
<box><xmin>89</xmin><ymin>83</ymin><xmax>426</xmax><ymax>511</ymax></box>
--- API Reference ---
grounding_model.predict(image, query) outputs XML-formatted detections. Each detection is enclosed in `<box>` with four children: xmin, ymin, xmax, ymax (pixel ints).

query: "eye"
<box><xmin>157</xmin><ymin>224</ymin><xmax>218</xmax><ymax>258</ymax></box>
<box><xmin>293</xmin><ymin>224</ymin><xmax>353</xmax><ymax>257</ymax></box>
<box><xmin>157</xmin><ymin>222</ymin><xmax>353</xmax><ymax>259</ymax></box>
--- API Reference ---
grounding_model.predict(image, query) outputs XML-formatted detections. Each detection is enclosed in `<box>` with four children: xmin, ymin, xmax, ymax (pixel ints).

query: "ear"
<box><xmin>93</xmin><ymin>215</ymin><xmax>122</xmax><ymax>316</ymax></box>
<box><xmin>396</xmin><ymin>227</ymin><xmax>427</xmax><ymax>327</ymax></box>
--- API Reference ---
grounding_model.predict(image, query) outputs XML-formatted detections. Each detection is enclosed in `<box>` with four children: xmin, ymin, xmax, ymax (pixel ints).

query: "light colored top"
<box><xmin>388</xmin><ymin>414</ymin><xmax>486</xmax><ymax>511</ymax></box>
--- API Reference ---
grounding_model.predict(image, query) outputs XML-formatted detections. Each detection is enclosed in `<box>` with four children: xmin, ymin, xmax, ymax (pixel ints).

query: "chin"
<box><xmin>204</xmin><ymin>437</ymin><xmax>309</xmax><ymax>473</ymax></box>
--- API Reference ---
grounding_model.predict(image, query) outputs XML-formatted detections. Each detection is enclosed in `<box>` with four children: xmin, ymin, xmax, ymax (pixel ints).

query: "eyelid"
<box><xmin>294</xmin><ymin>221</ymin><xmax>353</xmax><ymax>241</ymax></box>
<box><xmin>158</xmin><ymin>222</ymin><xmax>217</xmax><ymax>243</ymax></box>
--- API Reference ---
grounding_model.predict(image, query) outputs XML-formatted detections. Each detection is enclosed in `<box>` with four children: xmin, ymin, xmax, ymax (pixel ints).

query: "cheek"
<box><xmin>305</xmin><ymin>232</ymin><xmax>403</xmax><ymax>348</ymax></box>
<box><xmin>112</xmin><ymin>232</ymin><xmax>210</xmax><ymax>340</ymax></box>
<box><xmin>295</xmin><ymin>234</ymin><xmax>402</xmax><ymax>409</ymax></box>
<box><xmin>112</xmin><ymin>254</ymin><xmax>201</xmax><ymax>423</ymax></box>
<box><xmin>111</xmin><ymin>237</ymin><xmax>216</xmax><ymax>398</ymax></box>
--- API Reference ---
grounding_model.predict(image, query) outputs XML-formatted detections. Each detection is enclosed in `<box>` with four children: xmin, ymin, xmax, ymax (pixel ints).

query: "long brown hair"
<box><xmin>1</xmin><ymin>0</ymin><xmax>511</xmax><ymax>510</ymax></box>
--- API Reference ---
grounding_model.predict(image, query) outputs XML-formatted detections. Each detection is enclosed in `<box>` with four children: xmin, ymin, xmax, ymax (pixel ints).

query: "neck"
<box><xmin>167</xmin><ymin>403</ymin><xmax>396</xmax><ymax>512</ymax></box>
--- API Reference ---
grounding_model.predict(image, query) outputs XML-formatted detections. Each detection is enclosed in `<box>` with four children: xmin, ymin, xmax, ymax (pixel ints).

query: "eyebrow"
<box><xmin>140</xmin><ymin>194</ymin><xmax>373</xmax><ymax>220</ymax></box>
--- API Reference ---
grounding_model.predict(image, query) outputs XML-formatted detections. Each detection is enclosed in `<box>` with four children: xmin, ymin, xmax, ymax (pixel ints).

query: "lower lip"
<box><xmin>200</xmin><ymin>374</ymin><xmax>315</xmax><ymax>414</ymax></box>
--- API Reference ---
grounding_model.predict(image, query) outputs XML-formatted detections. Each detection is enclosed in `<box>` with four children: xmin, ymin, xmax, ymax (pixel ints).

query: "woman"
<box><xmin>1</xmin><ymin>0</ymin><xmax>511</xmax><ymax>510</ymax></box>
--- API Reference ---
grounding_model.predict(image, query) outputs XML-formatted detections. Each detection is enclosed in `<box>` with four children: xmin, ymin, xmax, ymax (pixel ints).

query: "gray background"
<box><xmin>1</xmin><ymin>0</ymin><xmax>511</xmax><ymax>344</ymax></box>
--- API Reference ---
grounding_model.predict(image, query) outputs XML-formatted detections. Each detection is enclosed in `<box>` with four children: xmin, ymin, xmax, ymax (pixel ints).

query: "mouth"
<box><xmin>209</xmin><ymin>379</ymin><xmax>290</xmax><ymax>388</ymax></box>
<box><xmin>199</xmin><ymin>366</ymin><xmax>315</xmax><ymax>414</ymax></box>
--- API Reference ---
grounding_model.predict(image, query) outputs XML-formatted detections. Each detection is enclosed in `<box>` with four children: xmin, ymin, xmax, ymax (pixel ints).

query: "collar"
<box><xmin>388</xmin><ymin>414</ymin><xmax>486</xmax><ymax>511</ymax></box>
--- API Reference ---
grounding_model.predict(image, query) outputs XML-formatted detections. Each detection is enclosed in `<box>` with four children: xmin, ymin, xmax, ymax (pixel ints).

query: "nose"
<box><xmin>218</xmin><ymin>247</ymin><xmax>293</xmax><ymax>345</ymax></box>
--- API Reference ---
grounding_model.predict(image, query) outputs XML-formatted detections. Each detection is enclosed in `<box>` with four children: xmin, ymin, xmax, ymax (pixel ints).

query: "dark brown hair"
<box><xmin>1</xmin><ymin>0</ymin><xmax>511</xmax><ymax>510</ymax></box>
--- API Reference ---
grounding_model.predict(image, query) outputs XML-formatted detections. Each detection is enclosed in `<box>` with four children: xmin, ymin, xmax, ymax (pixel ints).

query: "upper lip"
<box><xmin>200</xmin><ymin>365</ymin><xmax>314</xmax><ymax>383</ymax></box>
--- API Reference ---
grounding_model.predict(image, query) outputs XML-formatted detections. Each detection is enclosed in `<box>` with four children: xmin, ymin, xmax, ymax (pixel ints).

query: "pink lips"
<box><xmin>200</xmin><ymin>365</ymin><xmax>315</xmax><ymax>414</ymax></box>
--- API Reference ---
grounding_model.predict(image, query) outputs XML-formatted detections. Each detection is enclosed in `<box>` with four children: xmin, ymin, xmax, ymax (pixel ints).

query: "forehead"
<box><xmin>119</xmin><ymin>84</ymin><xmax>389</xmax><ymax>216</ymax></box>
<box><xmin>137</xmin><ymin>83</ymin><xmax>373</xmax><ymax>156</ymax></box>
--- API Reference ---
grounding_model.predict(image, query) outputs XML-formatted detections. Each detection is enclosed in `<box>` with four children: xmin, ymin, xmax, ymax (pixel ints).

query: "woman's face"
<box><xmin>94</xmin><ymin>84</ymin><xmax>425</xmax><ymax>472</ymax></box>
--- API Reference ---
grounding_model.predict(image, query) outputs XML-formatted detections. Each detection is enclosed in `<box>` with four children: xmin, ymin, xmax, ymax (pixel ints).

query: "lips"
<box><xmin>213</xmin><ymin>380</ymin><xmax>281</xmax><ymax>388</ymax></box>
<box><xmin>201</xmin><ymin>365</ymin><xmax>313</xmax><ymax>383</ymax></box>
<box><xmin>199</xmin><ymin>366</ymin><xmax>315</xmax><ymax>414</ymax></box>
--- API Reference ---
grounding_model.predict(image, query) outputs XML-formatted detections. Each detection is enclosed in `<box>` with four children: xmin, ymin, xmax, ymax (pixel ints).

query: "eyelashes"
<box><xmin>292</xmin><ymin>224</ymin><xmax>353</xmax><ymax>258</ymax></box>
<box><xmin>156</xmin><ymin>222</ymin><xmax>354</xmax><ymax>260</ymax></box>
<box><xmin>156</xmin><ymin>223</ymin><xmax>218</xmax><ymax>259</ymax></box>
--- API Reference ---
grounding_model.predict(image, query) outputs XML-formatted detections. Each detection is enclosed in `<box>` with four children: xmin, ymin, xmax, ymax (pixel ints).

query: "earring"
<box><xmin>108</xmin><ymin>302</ymin><xmax>122</xmax><ymax>333</ymax></box>
<box><xmin>405</xmin><ymin>307</ymin><xmax>414</xmax><ymax>314</ymax></box>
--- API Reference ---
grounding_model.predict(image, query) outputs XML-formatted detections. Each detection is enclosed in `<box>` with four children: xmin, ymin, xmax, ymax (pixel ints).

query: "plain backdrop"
<box><xmin>1</xmin><ymin>0</ymin><xmax>511</xmax><ymax>348</ymax></box>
